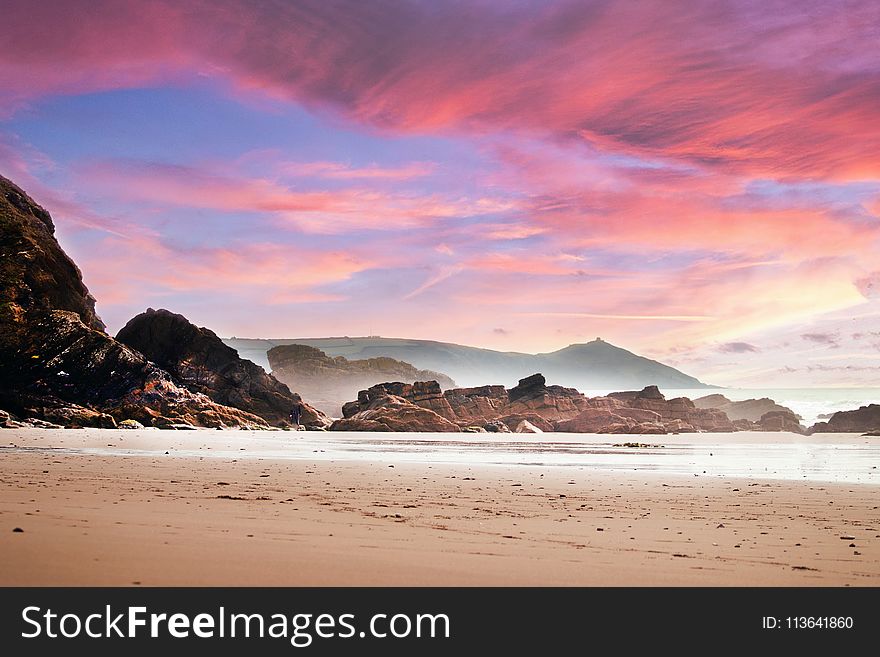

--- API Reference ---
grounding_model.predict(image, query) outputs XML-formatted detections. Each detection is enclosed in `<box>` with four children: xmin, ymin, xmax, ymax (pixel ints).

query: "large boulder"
<box><xmin>268</xmin><ymin>343</ymin><xmax>455</xmax><ymax>417</ymax></box>
<box><xmin>810</xmin><ymin>404</ymin><xmax>880</xmax><ymax>433</ymax></box>
<box><xmin>330</xmin><ymin>394</ymin><xmax>461</xmax><ymax>433</ymax></box>
<box><xmin>116</xmin><ymin>308</ymin><xmax>328</xmax><ymax>428</ymax></box>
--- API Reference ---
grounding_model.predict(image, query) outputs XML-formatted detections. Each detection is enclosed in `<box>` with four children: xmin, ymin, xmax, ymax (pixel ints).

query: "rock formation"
<box><xmin>608</xmin><ymin>386</ymin><xmax>735</xmax><ymax>432</ymax></box>
<box><xmin>555</xmin><ymin>408</ymin><xmax>633</xmax><ymax>433</ymax></box>
<box><xmin>335</xmin><ymin>373</ymin><xmax>591</xmax><ymax>432</ymax></box>
<box><xmin>513</xmin><ymin>419</ymin><xmax>543</xmax><ymax>433</ymax></box>
<box><xmin>2</xmin><ymin>308</ymin><xmax>268</xmax><ymax>429</ymax></box>
<box><xmin>495</xmin><ymin>413</ymin><xmax>555</xmax><ymax>433</ymax></box>
<box><xmin>342</xmin><ymin>380</ymin><xmax>457</xmax><ymax>420</ymax></box>
<box><xmin>330</xmin><ymin>394</ymin><xmax>461</xmax><ymax>432</ymax></box>
<box><xmin>116</xmin><ymin>308</ymin><xmax>329</xmax><ymax>428</ymax></box>
<box><xmin>328</xmin><ymin>375</ymin><xmax>830</xmax><ymax>435</ymax></box>
<box><xmin>0</xmin><ymin>176</ymin><xmax>104</xmax><ymax>332</ymax></box>
<box><xmin>335</xmin><ymin>376</ymin><xmax>730</xmax><ymax>434</ymax></box>
<box><xmin>441</xmin><ymin>385</ymin><xmax>509</xmax><ymax>423</ymax></box>
<box><xmin>0</xmin><ymin>174</ymin><xmax>308</xmax><ymax>429</ymax></box>
<box><xmin>810</xmin><ymin>404</ymin><xmax>880</xmax><ymax>433</ymax></box>
<box><xmin>694</xmin><ymin>394</ymin><xmax>799</xmax><ymax>423</ymax></box>
<box><xmin>268</xmin><ymin>343</ymin><xmax>455</xmax><ymax>417</ymax></box>
<box><xmin>503</xmin><ymin>373</ymin><xmax>590</xmax><ymax>421</ymax></box>
<box><xmin>756</xmin><ymin>409</ymin><xmax>805</xmax><ymax>433</ymax></box>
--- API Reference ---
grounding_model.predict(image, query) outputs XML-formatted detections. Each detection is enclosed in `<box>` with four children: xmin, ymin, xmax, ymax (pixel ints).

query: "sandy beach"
<box><xmin>1</xmin><ymin>428</ymin><xmax>878</xmax><ymax>586</ymax></box>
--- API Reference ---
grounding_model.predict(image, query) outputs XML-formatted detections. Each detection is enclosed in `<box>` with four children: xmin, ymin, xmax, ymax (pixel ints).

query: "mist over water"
<box><xmin>597</xmin><ymin>388</ymin><xmax>880</xmax><ymax>426</ymax></box>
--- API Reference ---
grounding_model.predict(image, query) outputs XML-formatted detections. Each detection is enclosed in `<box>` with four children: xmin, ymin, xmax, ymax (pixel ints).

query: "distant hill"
<box><xmin>266</xmin><ymin>343</ymin><xmax>457</xmax><ymax>417</ymax></box>
<box><xmin>223</xmin><ymin>336</ymin><xmax>712</xmax><ymax>391</ymax></box>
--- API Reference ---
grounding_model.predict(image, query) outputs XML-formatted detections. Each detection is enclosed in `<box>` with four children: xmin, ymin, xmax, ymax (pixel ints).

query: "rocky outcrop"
<box><xmin>692</xmin><ymin>393</ymin><xmax>806</xmax><ymax>432</ymax></box>
<box><xmin>514</xmin><ymin>420</ymin><xmax>543</xmax><ymax>433</ymax></box>
<box><xmin>338</xmin><ymin>378</ymin><xmax>698</xmax><ymax>433</ymax></box>
<box><xmin>268</xmin><ymin>343</ymin><xmax>455</xmax><ymax>417</ymax></box>
<box><xmin>663</xmin><ymin>419</ymin><xmax>698</xmax><ymax>434</ymax></box>
<box><xmin>757</xmin><ymin>410</ymin><xmax>805</xmax><ymax>433</ymax></box>
<box><xmin>553</xmin><ymin>403</ymin><xmax>667</xmax><ymax>434</ymax></box>
<box><xmin>0</xmin><ymin>176</ymin><xmax>104</xmax><ymax>333</ymax></box>
<box><xmin>116</xmin><ymin>308</ymin><xmax>328</xmax><ymax>428</ymax></box>
<box><xmin>0</xmin><ymin>174</ymin><xmax>288</xmax><ymax>429</ymax></box>
<box><xmin>330</xmin><ymin>394</ymin><xmax>461</xmax><ymax>432</ymax></box>
<box><xmin>810</xmin><ymin>404</ymin><xmax>880</xmax><ymax>433</ymax></box>
<box><xmin>609</xmin><ymin>386</ymin><xmax>735</xmax><ymax>432</ymax></box>
<box><xmin>502</xmin><ymin>373</ymin><xmax>589</xmax><ymax>421</ymax></box>
<box><xmin>4</xmin><ymin>392</ymin><xmax>116</xmax><ymax>429</ymax></box>
<box><xmin>339</xmin><ymin>373</ymin><xmax>591</xmax><ymax>431</ymax></box>
<box><xmin>331</xmin><ymin>377</ymin><xmax>820</xmax><ymax>435</ymax></box>
<box><xmin>442</xmin><ymin>385</ymin><xmax>508</xmax><ymax>422</ymax></box>
<box><xmin>495</xmin><ymin>413</ymin><xmax>555</xmax><ymax>433</ymax></box>
<box><xmin>556</xmin><ymin>408</ymin><xmax>633</xmax><ymax>433</ymax></box>
<box><xmin>0</xmin><ymin>408</ymin><xmax>64</xmax><ymax>429</ymax></box>
<box><xmin>694</xmin><ymin>394</ymin><xmax>799</xmax><ymax>423</ymax></box>
<box><xmin>2</xmin><ymin>309</ymin><xmax>269</xmax><ymax>429</ymax></box>
<box><xmin>343</xmin><ymin>381</ymin><xmax>457</xmax><ymax>420</ymax></box>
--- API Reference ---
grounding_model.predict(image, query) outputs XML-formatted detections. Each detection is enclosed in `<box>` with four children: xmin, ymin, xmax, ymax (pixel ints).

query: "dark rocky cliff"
<box><xmin>0</xmin><ymin>174</ymin><xmax>288</xmax><ymax>428</ymax></box>
<box><xmin>117</xmin><ymin>309</ymin><xmax>329</xmax><ymax>427</ymax></box>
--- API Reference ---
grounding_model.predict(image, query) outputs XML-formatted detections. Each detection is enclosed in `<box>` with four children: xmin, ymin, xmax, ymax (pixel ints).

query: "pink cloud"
<box><xmin>479</xmin><ymin>223</ymin><xmax>546</xmax><ymax>240</ymax></box>
<box><xmin>280</xmin><ymin>161</ymin><xmax>435</xmax><ymax>180</ymax></box>
<box><xmin>3</xmin><ymin>1</ymin><xmax>880</xmax><ymax>385</ymax></box>
<box><xmin>2</xmin><ymin>1</ymin><xmax>879</xmax><ymax>180</ymax></box>
<box><xmin>0</xmin><ymin>133</ymin><xmax>140</xmax><ymax>237</ymax></box>
<box><xmin>0</xmin><ymin>1</ymin><xmax>193</xmax><ymax>117</ymax></box>
<box><xmin>80</xmin><ymin>233</ymin><xmax>375</xmax><ymax>326</ymax></box>
<box><xmin>481</xmin><ymin>138</ymin><xmax>880</xmax><ymax>267</ymax></box>
<box><xmin>75</xmin><ymin>159</ymin><xmax>511</xmax><ymax>233</ymax></box>
<box><xmin>539</xmin><ymin>195</ymin><xmax>879</xmax><ymax>262</ymax></box>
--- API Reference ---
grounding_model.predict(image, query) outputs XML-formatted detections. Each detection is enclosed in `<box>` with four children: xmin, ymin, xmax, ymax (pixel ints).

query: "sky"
<box><xmin>1</xmin><ymin>0</ymin><xmax>879</xmax><ymax>387</ymax></box>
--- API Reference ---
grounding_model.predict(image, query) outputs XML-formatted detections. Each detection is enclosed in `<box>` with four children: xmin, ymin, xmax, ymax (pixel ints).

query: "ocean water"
<box><xmin>581</xmin><ymin>388</ymin><xmax>880</xmax><ymax>426</ymax></box>
<box><xmin>33</xmin><ymin>431</ymin><xmax>880</xmax><ymax>485</ymax></box>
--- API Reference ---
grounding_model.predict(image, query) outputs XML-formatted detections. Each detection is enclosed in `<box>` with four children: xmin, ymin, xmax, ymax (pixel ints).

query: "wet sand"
<box><xmin>1</xmin><ymin>428</ymin><xmax>878</xmax><ymax>586</ymax></box>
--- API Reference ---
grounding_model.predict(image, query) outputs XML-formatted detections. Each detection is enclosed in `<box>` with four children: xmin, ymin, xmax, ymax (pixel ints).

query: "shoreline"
<box><xmin>4</xmin><ymin>427</ymin><xmax>878</xmax><ymax>485</ymax></box>
<box><xmin>1</xmin><ymin>429</ymin><xmax>878</xmax><ymax>586</ymax></box>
